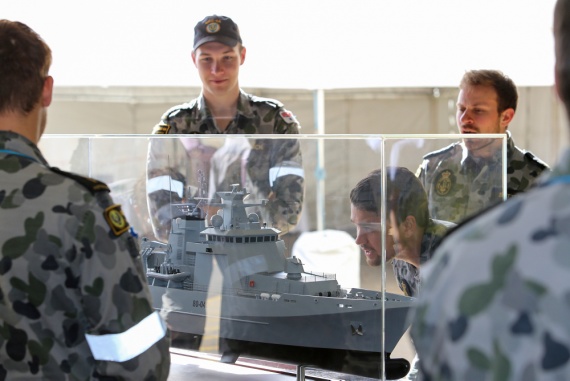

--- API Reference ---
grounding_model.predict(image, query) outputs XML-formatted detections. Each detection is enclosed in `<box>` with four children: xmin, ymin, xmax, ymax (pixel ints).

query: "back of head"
<box><xmin>554</xmin><ymin>0</ymin><xmax>570</xmax><ymax>117</ymax></box>
<box><xmin>459</xmin><ymin>69</ymin><xmax>518</xmax><ymax>113</ymax></box>
<box><xmin>0</xmin><ymin>20</ymin><xmax>51</xmax><ymax>116</ymax></box>
<box><xmin>193</xmin><ymin>15</ymin><xmax>242</xmax><ymax>51</ymax></box>
<box><xmin>350</xmin><ymin>166</ymin><xmax>429</xmax><ymax>228</ymax></box>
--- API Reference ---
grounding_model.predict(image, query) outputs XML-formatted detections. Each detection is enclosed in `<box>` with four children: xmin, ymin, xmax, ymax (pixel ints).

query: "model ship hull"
<box><xmin>150</xmin><ymin>285</ymin><xmax>412</xmax><ymax>378</ymax></box>
<box><xmin>151</xmin><ymin>286</ymin><xmax>410</xmax><ymax>353</ymax></box>
<box><xmin>142</xmin><ymin>187</ymin><xmax>413</xmax><ymax>379</ymax></box>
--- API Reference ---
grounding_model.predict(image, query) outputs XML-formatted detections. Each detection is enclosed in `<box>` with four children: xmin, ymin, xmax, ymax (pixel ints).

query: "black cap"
<box><xmin>193</xmin><ymin>15</ymin><xmax>242</xmax><ymax>50</ymax></box>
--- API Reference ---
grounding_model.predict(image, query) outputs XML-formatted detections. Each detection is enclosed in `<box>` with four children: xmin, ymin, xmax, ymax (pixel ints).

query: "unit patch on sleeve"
<box><xmin>435</xmin><ymin>169</ymin><xmax>455</xmax><ymax>196</ymax></box>
<box><xmin>279</xmin><ymin>110</ymin><xmax>297</xmax><ymax>124</ymax></box>
<box><xmin>104</xmin><ymin>204</ymin><xmax>130</xmax><ymax>236</ymax></box>
<box><xmin>152</xmin><ymin>124</ymin><xmax>171</xmax><ymax>134</ymax></box>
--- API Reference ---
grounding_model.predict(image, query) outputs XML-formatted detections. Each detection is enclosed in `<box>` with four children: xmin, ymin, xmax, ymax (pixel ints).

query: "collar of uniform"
<box><xmin>196</xmin><ymin>90</ymin><xmax>256</xmax><ymax>123</ymax></box>
<box><xmin>196</xmin><ymin>93</ymin><xmax>212</xmax><ymax>121</ymax></box>
<box><xmin>0</xmin><ymin>130</ymin><xmax>49</xmax><ymax>166</ymax></box>
<box><xmin>236</xmin><ymin>90</ymin><xmax>257</xmax><ymax>120</ymax></box>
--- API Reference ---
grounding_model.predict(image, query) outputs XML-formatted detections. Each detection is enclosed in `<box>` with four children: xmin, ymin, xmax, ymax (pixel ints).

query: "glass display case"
<box><xmin>39</xmin><ymin>133</ymin><xmax>506</xmax><ymax>380</ymax></box>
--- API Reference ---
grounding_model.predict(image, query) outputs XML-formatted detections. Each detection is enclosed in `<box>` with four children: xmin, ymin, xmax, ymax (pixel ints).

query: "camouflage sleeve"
<box><xmin>247</xmin><ymin>138</ymin><xmax>304</xmax><ymax>234</ymax></box>
<box><xmin>71</xmin><ymin>182</ymin><xmax>170</xmax><ymax>379</ymax></box>
<box><xmin>146</xmin><ymin>135</ymin><xmax>188</xmax><ymax>242</ymax></box>
<box><xmin>270</xmin><ymin>104</ymin><xmax>301</xmax><ymax>134</ymax></box>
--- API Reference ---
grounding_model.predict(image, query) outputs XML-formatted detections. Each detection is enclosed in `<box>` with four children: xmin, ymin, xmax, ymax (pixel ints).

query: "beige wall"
<box><xmin>47</xmin><ymin>85</ymin><xmax>568</xmax><ymax>167</ymax></box>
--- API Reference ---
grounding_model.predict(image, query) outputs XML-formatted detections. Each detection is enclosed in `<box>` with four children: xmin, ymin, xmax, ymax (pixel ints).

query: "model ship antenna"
<box><xmin>168</xmin><ymin>155</ymin><xmax>174</xmax><ymax>233</ymax></box>
<box><xmin>191</xmin><ymin>170</ymin><xmax>208</xmax><ymax>217</ymax></box>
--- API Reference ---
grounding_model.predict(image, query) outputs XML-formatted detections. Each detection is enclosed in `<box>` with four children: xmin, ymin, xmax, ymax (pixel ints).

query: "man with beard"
<box><xmin>350</xmin><ymin>167</ymin><xmax>455</xmax><ymax>380</ymax></box>
<box><xmin>349</xmin><ymin>167</ymin><xmax>454</xmax><ymax>298</ymax></box>
<box><xmin>416</xmin><ymin>70</ymin><xmax>549</xmax><ymax>223</ymax></box>
<box><xmin>412</xmin><ymin>2</ymin><xmax>570</xmax><ymax>378</ymax></box>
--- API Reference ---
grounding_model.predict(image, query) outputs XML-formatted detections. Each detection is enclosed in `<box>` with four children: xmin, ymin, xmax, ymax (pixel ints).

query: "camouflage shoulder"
<box><xmin>422</xmin><ymin>142</ymin><xmax>460</xmax><ymax>160</ymax></box>
<box><xmin>153</xmin><ymin>100</ymin><xmax>199</xmax><ymax>134</ymax></box>
<box><xmin>49</xmin><ymin>167</ymin><xmax>110</xmax><ymax>195</ymax></box>
<box><xmin>163</xmin><ymin>99</ymin><xmax>199</xmax><ymax>117</ymax></box>
<box><xmin>523</xmin><ymin>150</ymin><xmax>549</xmax><ymax>170</ymax></box>
<box><xmin>248</xmin><ymin>95</ymin><xmax>284</xmax><ymax>109</ymax></box>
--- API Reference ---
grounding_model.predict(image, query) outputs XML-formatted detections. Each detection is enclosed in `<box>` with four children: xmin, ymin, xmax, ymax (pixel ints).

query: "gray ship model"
<box><xmin>141</xmin><ymin>185</ymin><xmax>414</xmax><ymax>379</ymax></box>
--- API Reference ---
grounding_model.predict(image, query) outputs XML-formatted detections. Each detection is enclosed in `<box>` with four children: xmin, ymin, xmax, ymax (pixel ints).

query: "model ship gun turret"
<box><xmin>140</xmin><ymin>184</ymin><xmax>414</xmax><ymax>379</ymax></box>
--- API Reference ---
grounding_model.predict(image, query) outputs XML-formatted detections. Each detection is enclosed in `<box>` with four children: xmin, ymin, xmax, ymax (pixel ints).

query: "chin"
<box><xmin>366</xmin><ymin>256</ymin><xmax>382</xmax><ymax>267</ymax></box>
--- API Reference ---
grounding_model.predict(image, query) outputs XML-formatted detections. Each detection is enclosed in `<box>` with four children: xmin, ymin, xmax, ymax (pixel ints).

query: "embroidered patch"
<box><xmin>206</xmin><ymin>22</ymin><xmax>220</xmax><ymax>34</ymax></box>
<box><xmin>104</xmin><ymin>204</ymin><xmax>129</xmax><ymax>236</ymax></box>
<box><xmin>152</xmin><ymin>124</ymin><xmax>171</xmax><ymax>134</ymax></box>
<box><xmin>279</xmin><ymin>110</ymin><xmax>297</xmax><ymax>124</ymax></box>
<box><xmin>435</xmin><ymin>169</ymin><xmax>455</xmax><ymax>196</ymax></box>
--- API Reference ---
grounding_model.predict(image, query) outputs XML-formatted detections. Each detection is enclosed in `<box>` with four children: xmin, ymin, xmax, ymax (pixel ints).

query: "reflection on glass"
<box><xmin>38</xmin><ymin>134</ymin><xmax>508</xmax><ymax>380</ymax></box>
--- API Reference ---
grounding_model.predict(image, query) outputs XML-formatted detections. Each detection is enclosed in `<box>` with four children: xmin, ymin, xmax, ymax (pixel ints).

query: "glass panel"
<box><xmin>39</xmin><ymin>133</ymin><xmax>506</xmax><ymax>380</ymax></box>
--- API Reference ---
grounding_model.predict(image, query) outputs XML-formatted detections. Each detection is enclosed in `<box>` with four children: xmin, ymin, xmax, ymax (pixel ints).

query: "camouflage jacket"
<box><xmin>416</xmin><ymin>131</ymin><xmax>549</xmax><ymax>224</ymax></box>
<box><xmin>411</xmin><ymin>148</ymin><xmax>570</xmax><ymax>381</ymax></box>
<box><xmin>392</xmin><ymin>218</ymin><xmax>455</xmax><ymax>297</ymax></box>
<box><xmin>0</xmin><ymin>131</ymin><xmax>170</xmax><ymax>380</ymax></box>
<box><xmin>147</xmin><ymin>90</ymin><xmax>304</xmax><ymax>242</ymax></box>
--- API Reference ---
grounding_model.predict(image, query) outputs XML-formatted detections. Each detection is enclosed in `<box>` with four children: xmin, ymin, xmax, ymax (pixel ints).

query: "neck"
<box><xmin>395</xmin><ymin>228</ymin><xmax>424</xmax><ymax>268</ymax></box>
<box><xmin>203</xmin><ymin>88</ymin><xmax>240</xmax><ymax>132</ymax></box>
<box><xmin>0</xmin><ymin>108</ymin><xmax>43</xmax><ymax>144</ymax></box>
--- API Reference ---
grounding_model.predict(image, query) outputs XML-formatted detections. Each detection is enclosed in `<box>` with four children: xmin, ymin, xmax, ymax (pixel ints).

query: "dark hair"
<box><xmin>349</xmin><ymin>167</ymin><xmax>429</xmax><ymax>228</ymax></box>
<box><xmin>0</xmin><ymin>20</ymin><xmax>52</xmax><ymax>115</ymax></box>
<box><xmin>555</xmin><ymin>0</ymin><xmax>570</xmax><ymax>115</ymax></box>
<box><xmin>459</xmin><ymin>70</ymin><xmax>518</xmax><ymax>113</ymax></box>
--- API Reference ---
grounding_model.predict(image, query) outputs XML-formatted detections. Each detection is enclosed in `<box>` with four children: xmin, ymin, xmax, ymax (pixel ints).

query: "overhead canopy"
<box><xmin>4</xmin><ymin>0</ymin><xmax>557</xmax><ymax>89</ymax></box>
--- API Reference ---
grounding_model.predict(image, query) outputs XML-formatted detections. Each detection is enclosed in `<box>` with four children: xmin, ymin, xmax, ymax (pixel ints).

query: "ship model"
<box><xmin>141</xmin><ymin>184</ymin><xmax>414</xmax><ymax>379</ymax></box>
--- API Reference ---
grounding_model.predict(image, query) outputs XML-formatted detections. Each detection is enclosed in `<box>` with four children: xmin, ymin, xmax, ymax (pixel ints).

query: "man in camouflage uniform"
<box><xmin>350</xmin><ymin>167</ymin><xmax>454</xmax><ymax>380</ymax></box>
<box><xmin>349</xmin><ymin>167</ymin><xmax>454</xmax><ymax>298</ymax></box>
<box><xmin>417</xmin><ymin>70</ymin><xmax>549</xmax><ymax>224</ymax></box>
<box><xmin>147</xmin><ymin>15</ymin><xmax>303</xmax><ymax>242</ymax></box>
<box><xmin>411</xmin><ymin>3</ymin><xmax>570</xmax><ymax>379</ymax></box>
<box><xmin>0</xmin><ymin>20</ymin><xmax>170</xmax><ymax>380</ymax></box>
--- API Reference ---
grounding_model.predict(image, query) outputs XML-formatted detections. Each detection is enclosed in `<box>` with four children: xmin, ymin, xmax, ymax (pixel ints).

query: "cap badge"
<box><xmin>206</xmin><ymin>22</ymin><xmax>221</xmax><ymax>34</ymax></box>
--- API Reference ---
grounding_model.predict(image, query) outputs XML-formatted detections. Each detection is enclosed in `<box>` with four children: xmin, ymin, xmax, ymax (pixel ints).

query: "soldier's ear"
<box><xmin>42</xmin><ymin>76</ymin><xmax>53</xmax><ymax>107</ymax></box>
<box><xmin>240</xmin><ymin>46</ymin><xmax>246</xmax><ymax>65</ymax></box>
<box><xmin>500</xmin><ymin>108</ymin><xmax>515</xmax><ymax>128</ymax></box>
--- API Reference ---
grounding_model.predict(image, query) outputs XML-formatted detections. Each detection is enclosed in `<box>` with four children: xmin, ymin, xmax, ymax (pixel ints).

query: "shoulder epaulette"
<box><xmin>249</xmin><ymin>95</ymin><xmax>283</xmax><ymax>108</ymax></box>
<box><xmin>49</xmin><ymin>167</ymin><xmax>110</xmax><ymax>195</ymax></box>
<box><xmin>423</xmin><ymin>142</ymin><xmax>459</xmax><ymax>160</ymax></box>
<box><xmin>524</xmin><ymin>151</ymin><xmax>549</xmax><ymax>170</ymax></box>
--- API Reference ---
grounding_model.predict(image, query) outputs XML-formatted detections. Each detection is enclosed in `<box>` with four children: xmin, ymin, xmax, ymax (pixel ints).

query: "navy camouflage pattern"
<box><xmin>416</xmin><ymin>131</ymin><xmax>549</xmax><ymax>224</ymax></box>
<box><xmin>0</xmin><ymin>131</ymin><xmax>170</xmax><ymax>380</ymax></box>
<box><xmin>411</xmin><ymin>148</ymin><xmax>570</xmax><ymax>381</ymax></box>
<box><xmin>147</xmin><ymin>90</ymin><xmax>304</xmax><ymax>242</ymax></box>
